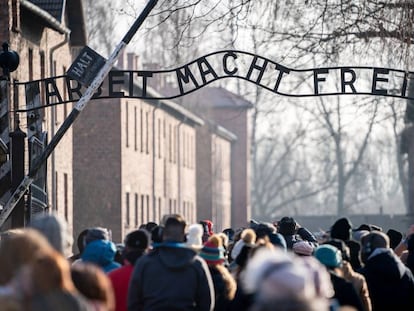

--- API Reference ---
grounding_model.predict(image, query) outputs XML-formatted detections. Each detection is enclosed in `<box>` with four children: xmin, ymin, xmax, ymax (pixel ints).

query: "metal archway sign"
<box><xmin>16</xmin><ymin>50</ymin><xmax>414</xmax><ymax>113</ymax></box>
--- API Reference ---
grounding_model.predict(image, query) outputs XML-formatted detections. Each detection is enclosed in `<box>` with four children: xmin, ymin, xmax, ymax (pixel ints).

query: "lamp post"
<box><xmin>0</xmin><ymin>42</ymin><xmax>19</xmax><ymax>80</ymax></box>
<box><xmin>0</xmin><ymin>42</ymin><xmax>25</xmax><ymax>227</ymax></box>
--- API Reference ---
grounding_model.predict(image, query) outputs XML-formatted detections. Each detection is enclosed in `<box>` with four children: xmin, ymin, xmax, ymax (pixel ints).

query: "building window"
<box><xmin>126</xmin><ymin>192</ymin><xmax>130</xmax><ymax>226</ymax></box>
<box><xmin>163</xmin><ymin>119</ymin><xmax>166</xmax><ymax>159</ymax></box>
<box><xmin>183</xmin><ymin>131</ymin><xmax>186</xmax><ymax>167</ymax></box>
<box><xmin>158</xmin><ymin>197</ymin><xmax>162</xmax><ymax>221</ymax></box>
<box><xmin>158</xmin><ymin>118</ymin><xmax>161</xmax><ymax>159</ymax></box>
<box><xmin>153</xmin><ymin>197</ymin><xmax>157</xmax><ymax>223</ymax></box>
<box><xmin>126</xmin><ymin>102</ymin><xmax>129</xmax><ymax>148</ymax></box>
<box><xmin>28</xmin><ymin>48</ymin><xmax>33</xmax><ymax>81</ymax></box>
<box><xmin>63</xmin><ymin>66</ymin><xmax>68</xmax><ymax>118</ymax></box>
<box><xmin>40</xmin><ymin>51</ymin><xmax>46</xmax><ymax>108</ymax></box>
<box><xmin>141</xmin><ymin>195</ymin><xmax>145</xmax><ymax>223</ymax></box>
<box><xmin>134</xmin><ymin>106</ymin><xmax>137</xmax><ymax>151</ymax></box>
<box><xmin>173</xmin><ymin>125</ymin><xmax>177</xmax><ymax>164</ymax></box>
<box><xmin>168</xmin><ymin>124</ymin><xmax>172</xmax><ymax>162</ymax></box>
<box><xmin>135</xmin><ymin>193</ymin><xmax>139</xmax><ymax>227</ymax></box>
<box><xmin>146</xmin><ymin>195</ymin><xmax>150</xmax><ymax>221</ymax></box>
<box><xmin>55</xmin><ymin>172</ymin><xmax>58</xmax><ymax>211</ymax></box>
<box><xmin>146</xmin><ymin>111</ymin><xmax>149</xmax><ymax>154</ymax></box>
<box><xmin>64</xmin><ymin>173</ymin><xmax>68</xmax><ymax>221</ymax></box>
<box><xmin>169</xmin><ymin>199</ymin><xmax>172</xmax><ymax>214</ymax></box>
<box><xmin>140</xmin><ymin>108</ymin><xmax>144</xmax><ymax>153</ymax></box>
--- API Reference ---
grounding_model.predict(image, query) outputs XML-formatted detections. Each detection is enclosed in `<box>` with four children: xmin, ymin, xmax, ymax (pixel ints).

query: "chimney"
<box><xmin>127</xmin><ymin>53</ymin><xmax>139</xmax><ymax>71</ymax></box>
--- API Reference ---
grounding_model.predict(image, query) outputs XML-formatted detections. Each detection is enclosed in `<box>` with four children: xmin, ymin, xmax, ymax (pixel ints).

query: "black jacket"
<box><xmin>330</xmin><ymin>272</ymin><xmax>364</xmax><ymax>311</ymax></box>
<box><xmin>360</xmin><ymin>249</ymin><xmax>414</xmax><ymax>311</ymax></box>
<box><xmin>281</xmin><ymin>227</ymin><xmax>318</xmax><ymax>249</ymax></box>
<box><xmin>128</xmin><ymin>243</ymin><xmax>215</xmax><ymax>311</ymax></box>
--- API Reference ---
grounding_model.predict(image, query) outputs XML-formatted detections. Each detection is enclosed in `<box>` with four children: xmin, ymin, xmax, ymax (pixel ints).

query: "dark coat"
<box><xmin>228</xmin><ymin>283</ymin><xmax>253</xmax><ymax>311</ymax></box>
<box><xmin>360</xmin><ymin>249</ymin><xmax>414</xmax><ymax>311</ymax></box>
<box><xmin>127</xmin><ymin>243</ymin><xmax>215</xmax><ymax>311</ymax></box>
<box><xmin>281</xmin><ymin>227</ymin><xmax>318</xmax><ymax>249</ymax></box>
<box><xmin>330</xmin><ymin>272</ymin><xmax>364</xmax><ymax>311</ymax></box>
<box><xmin>345</xmin><ymin>240</ymin><xmax>362</xmax><ymax>271</ymax></box>
<box><xmin>209</xmin><ymin>267</ymin><xmax>233</xmax><ymax>311</ymax></box>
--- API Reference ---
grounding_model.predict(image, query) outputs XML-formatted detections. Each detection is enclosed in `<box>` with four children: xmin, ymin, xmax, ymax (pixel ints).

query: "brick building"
<box><xmin>0</xmin><ymin>0</ymin><xmax>86</xmax><ymax>232</ymax></box>
<box><xmin>73</xmin><ymin>53</ymin><xmax>205</xmax><ymax>241</ymax></box>
<box><xmin>196</xmin><ymin>120</ymin><xmax>236</xmax><ymax>231</ymax></box>
<box><xmin>183</xmin><ymin>87</ymin><xmax>253</xmax><ymax>229</ymax></box>
<box><xmin>0</xmin><ymin>1</ymin><xmax>251</xmax><ymax>241</ymax></box>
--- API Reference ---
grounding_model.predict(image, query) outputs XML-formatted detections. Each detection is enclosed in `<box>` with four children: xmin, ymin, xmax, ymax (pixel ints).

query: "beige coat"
<box><xmin>342</xmin><ymin>261</ymin><xmax>372</xmax><ymax>311</ymax></box>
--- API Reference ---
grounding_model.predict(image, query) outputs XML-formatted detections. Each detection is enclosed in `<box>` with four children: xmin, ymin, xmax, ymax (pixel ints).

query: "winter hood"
<box><xmin>154</xmin><ymin>242</ymin><xmax>198</xmax><ymax>269</ymax></box>
<box><xmin>81</xmin><ymin>239</ymin><xmax>121</xmax><ymax>272</ymax></box>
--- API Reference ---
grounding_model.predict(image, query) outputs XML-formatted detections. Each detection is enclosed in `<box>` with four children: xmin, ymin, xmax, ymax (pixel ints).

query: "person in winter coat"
<box><xmin>80</xmin><ymin>239</ymin><xmax>121</xmax><ymax>273</ymax></box>
<box><xmin>324</xmin><ymin>239</ymin><xmax>372</xmax><ymax>311</ymax></box>
<box><xmin>127</xmin><ymin>214</ymin><xmax>215</xmax><ymax>311</ymax></box>
<box><xmin>359</xmin><ymin>231</ymin><xmax>414</xmax><ymax>311</ymax></box>
<box><xmin>276</xmin><ymin>217</ymin><xmax>318</xmax><ymax>250</ymax></box>
<box><xmin>108</xmin><ymin>230</ymin><xmax>150</xmax><ymax>311</ymax></box>
<box><xmin>199</xmin><ymin>234</ymin><xmax>237</xmax><ymax>311</ymax></box>
<box><xmin>314</xmin><ymin>245</ymin><xmax>364</xmax><ymax>311</ymax></box>
<box><xmin>330</xmin><ymin>218</ymin><xmax>362</xmax><ymax>270</ymax></box>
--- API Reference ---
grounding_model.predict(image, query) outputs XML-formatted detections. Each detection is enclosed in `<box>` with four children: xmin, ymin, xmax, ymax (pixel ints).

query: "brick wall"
<box><xmin>74</xmin><ymin>94</ymin><xmax>199</xmax><ymax>242</ymax></box>
<box><xmin>209</xmin><ymin>107</ymin><xmax>251</xmax><ymax>228</ymax></box>
<box><xmin>2</xmin><ymin>3</ymin><xmax>75</xmax><ymax>233</ymax></box>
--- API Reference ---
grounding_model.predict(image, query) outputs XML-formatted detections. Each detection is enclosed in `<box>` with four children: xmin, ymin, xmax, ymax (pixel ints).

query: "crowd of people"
<box><xmin>0</xmin><ymin>212</ymin><xmax>414</xmax><ymax>311</ymax></box>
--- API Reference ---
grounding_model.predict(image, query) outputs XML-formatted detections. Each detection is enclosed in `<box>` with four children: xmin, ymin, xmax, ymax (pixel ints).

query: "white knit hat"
<box><xmin>185</xmin><ymin>224</ymin><xmax>203</xmax><ymax>251</ymax></box>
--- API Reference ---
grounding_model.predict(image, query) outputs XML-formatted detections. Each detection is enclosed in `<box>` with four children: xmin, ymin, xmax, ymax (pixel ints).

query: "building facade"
<box><xmin>196</xmin><ymin>120</ymin><xmax>235</xmax><ymax>231</ymax></box>
<box><xmin>73</xmin><ymin>53</ymin><xmax>204</xmax><ymax>241</ymax></box>
<box><xmin>183</xmin><ymin>87</ymin><xmax>253</xmax><ymax>229</ymax></box>
<box><xmin>0</xmin><ymin>2</ymin><xmax>251</xmax><ymax>242</ymax></box>
<box><xmin>0</xmin><ymin>0</ymin><xmax>86</xmax><ymax>232</ymax></box>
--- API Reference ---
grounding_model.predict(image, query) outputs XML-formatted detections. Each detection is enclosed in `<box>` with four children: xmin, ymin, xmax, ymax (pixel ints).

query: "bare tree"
<box><xmin>83</xmin><ymin>0</ymin><xmax>118</xmax><ymax>56</ymax></box>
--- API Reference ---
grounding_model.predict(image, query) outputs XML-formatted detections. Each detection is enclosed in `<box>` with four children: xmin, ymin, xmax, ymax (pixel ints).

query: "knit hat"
<box><xmin>269</xmin><ymin>233</ymin><xmax>287</xmax><ymax>251</ymax></box>
<box><xmin>185</xmin><ymin>224</ymin><xmax>204</xmax><ymax>250</ymax></box>
<box><xmin>29</xmin><ymin>213</ymin><xmax>73</xmax><ymax>257</ymax></box>
<box><xmin>352</xmin><ymin>229</ymin><xmax>369</xmax><ymax>242</ymax></box>
<box><xmin>231</xmin><ymin>228</ymin><xmax>256</xmax><ymax>260</ymax></box>
<box><xmin>314</xmin><ymin>244</ymin><xmax>342</xmax><ymax>269</ymax></box>
<box><xmin>125</xmin><ymin>229</ymin><xmax>150</xmax><ymax>250</ymax></box>
<box><xmin>277</xmin><ymin>217</ymin><xmax>296</xmax><ymax>236</ymax></box>
<box><xmin>84</xmin><ymin>227</ymin><xmax>110</xmax><ymax>245</ymax></box>
<box><xmin>242</xmin><ymin>248</ymin><xmax>334</xmax><ymax>302</ymax></box>
<box><xmin>324</xmin><ymin>239</ymin><xmax>350</xmax><ymax>262</ymax></box>
<box><xmin>292</xmin><ymin>241</ymin><xmax>314</xmax><ymax>256</ymax></box>
<box><xmin>200</xmin><ymin>235</ymin><xmax>225</xmax><ymax>265</ymax></box>
<box><xmin>330</xmin><ymin>218</ymin><xmax>352</xmax><ymax>241</ymax></box>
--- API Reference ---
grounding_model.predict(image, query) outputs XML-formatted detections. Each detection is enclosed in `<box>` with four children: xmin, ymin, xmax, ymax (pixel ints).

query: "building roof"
<box><xmin>21</xmin><ymin>0</ymin><xmax>70</xmax><ymax>34</ymax></box>
<box><xmin>207</xmin><ymin>120</ymin><xmax>237</xmax><ymax>142</ymax></box>
<box><xmin>28</xmin><ymin>0</ymin><xmax>65</xmax><ymax>22</ymax></box>
<box><xmin>183</xmin><ymin>86</ymin><xmax>254</xmax><ymax>109</ymax></box>
<box><xmin>22</xmin><ymin>0</ymin><xmax>86</xmax><ymax>45</ymax></box>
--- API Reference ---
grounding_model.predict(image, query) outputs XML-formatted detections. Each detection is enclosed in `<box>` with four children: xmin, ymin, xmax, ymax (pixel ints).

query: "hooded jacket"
<box><xmin>81</xmin><ymin>239</ymin><xmax>121</xmax><ymax>273</ymax></box>
<box><xmin>360</xmin><ymin>249</ymin><xmax>414</xmax><ymax>311</ymax></box>
<box><xmin>330</xmin><ymin>218</ymin><xmax>362</xmax><ymax>270</ymax></box>
<box><xmin>128</xmin><ymin>242</ymin><xmax>214</xmax><ymax>311</ymax></box>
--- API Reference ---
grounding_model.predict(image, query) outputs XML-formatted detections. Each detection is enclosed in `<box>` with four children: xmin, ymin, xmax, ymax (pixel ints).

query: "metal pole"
<box><xmin>0</xmin><ymin>0</ymin><xmax>158</xmax><ymax>228</ymax></box>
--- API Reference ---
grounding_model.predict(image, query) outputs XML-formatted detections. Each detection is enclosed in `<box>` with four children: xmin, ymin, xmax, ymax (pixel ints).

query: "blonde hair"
<box><xmin>0</xmin><ymin>228</ymin><xmax>55</xmax><ymax>285</ymax></box>
<box><xmin>30</xmin><ymin>249</ymin><xmax>76</xmax><ymax>294</ymax></box>
<box><xmin>71</xmin><ymin>262</ymin><xmax>115</xmax><ymax>311</ymax></box>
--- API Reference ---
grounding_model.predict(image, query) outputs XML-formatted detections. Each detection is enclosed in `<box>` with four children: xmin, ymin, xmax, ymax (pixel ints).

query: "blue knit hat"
<box><xmin>314</xmin><ymin>244</ymin><xmax>342</xmax><ymax>268</ymax></box>
<box><xmin>199</xmin><ymin>235</ymin><xmax>225</xmax><ymax>265</ymax></box>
